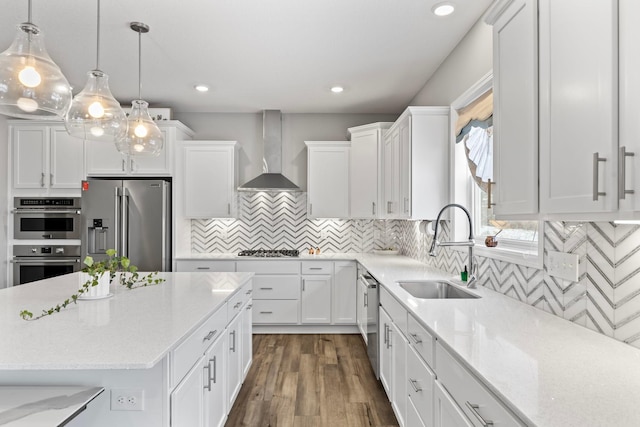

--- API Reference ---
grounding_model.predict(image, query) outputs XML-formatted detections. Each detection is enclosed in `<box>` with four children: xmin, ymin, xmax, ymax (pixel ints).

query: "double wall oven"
<box><xmin>11</xmin><ymin>197</ymin><xmax>83</xmax><ymax>286</ymax></box>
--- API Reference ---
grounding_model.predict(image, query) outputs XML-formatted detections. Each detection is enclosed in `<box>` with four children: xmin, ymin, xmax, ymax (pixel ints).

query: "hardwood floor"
<box><xmin>226</xmin><ymin>334</ymin><xmax>399</xmax><ymax>427</ymax></box>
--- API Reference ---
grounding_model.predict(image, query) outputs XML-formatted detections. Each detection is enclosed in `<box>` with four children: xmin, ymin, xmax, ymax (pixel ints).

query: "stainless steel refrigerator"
<box><xmin>81</xmin><ymin>178</ymin><xmax>171</xmax><ymax>271</ymax></box>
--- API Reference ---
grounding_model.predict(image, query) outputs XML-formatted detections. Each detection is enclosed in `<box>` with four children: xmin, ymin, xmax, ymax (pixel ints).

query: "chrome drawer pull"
<box><xmin>260</xmin><ymin>287</ymin><xmax>273</xmax><ymax>290</ymax></box>
<box><xmin>203</xmin><ymin>364</ymin><xmax>211</xmax><ymax>391</ymax></box>
<box><xmin>196</xmin><ymin>266</ymin><xmax>210</xmax><ymax>270</ymax></box>
<box><xmin>465</xmin><ymin>401</ymin><xmax>494</xmax><ymax>426</ymax></box>
<box><xmin>619</xmin><ymin>146</ymin><xmax>635</xmax><ymax>200</ymax></box>
<box><xmin>260</xmin><ymin>311</ymin><xmax>273</xmax><ymax>314</ymax></box>
<box><xmin>408</xmin><ymin>378</ymin><xmax>422</xmax><ymax>392</ymax></box>
<box><xmin>210</xmin><ymin>356</ymin><xmax>216</xmax><ymax>383</ymax></box>
<box><xmin>593</xmin><ymin>152</ymin><xmax>607</xmax><ymax>201</ymax></box>
<box><xmin>246</xmin><ymin>289</ymin><xmax>253</xmax><ymax>294</ymax></box>
<box><xmin>234</xmin><ymin>302</ymin><xmax>241</xmax><ymax>309</ymax></box>
<box><xmin>410</xmin><ymin>333</ymin><xmax>422</xmax><ymax>344</ymax></box>
<box><xmin>246</xmin><ymin>304</ymin><xmax>252</xmax><ymax>310</ymax></box>
<box><xmin>309</xmin><ymin>267</ymin><xmax>323</xmax><ymax>270</ymax></box>
<box><xmin>203</xmin><ymin>329</ymin><xmax>217</xmax><ymax>342</ymax></box>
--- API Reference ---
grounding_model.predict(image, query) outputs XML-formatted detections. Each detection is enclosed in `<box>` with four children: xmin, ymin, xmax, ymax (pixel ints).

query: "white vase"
<box><xmin>79</xmin><ymin>272</ymin><xmax>110</xmax><ymax>298</ymax></box>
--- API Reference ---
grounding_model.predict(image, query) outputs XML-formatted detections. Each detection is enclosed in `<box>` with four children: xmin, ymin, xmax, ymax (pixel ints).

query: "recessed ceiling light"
<box><xmin>194</xmin><ymin>84</ymin><xmax>209</xmax><ymax>92</ymax></box>
<box><xmin>432</xmin><ymin>2</ymin><xmax>455</xmax><ymax>16</ymax></box>
<box><xmin>331</xmin><ymin>86</ymin><xmax>344</xmax><ymax>93</ymax></box>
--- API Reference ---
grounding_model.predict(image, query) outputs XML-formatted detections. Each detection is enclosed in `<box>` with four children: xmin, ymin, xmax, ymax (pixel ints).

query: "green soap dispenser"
<box><xmin>461</xmin><ymin>266</ymin><xmax>468</xmax><ymax>282</ymax></box>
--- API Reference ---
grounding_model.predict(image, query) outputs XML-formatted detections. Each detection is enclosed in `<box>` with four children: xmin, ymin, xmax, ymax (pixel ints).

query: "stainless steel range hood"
<box><xmin>238</xmin><ymin>110</ymin><xmax>301</xmax><ymax>192</ymax></box>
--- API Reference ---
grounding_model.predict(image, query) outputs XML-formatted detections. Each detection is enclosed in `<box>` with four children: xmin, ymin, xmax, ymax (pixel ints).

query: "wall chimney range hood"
<box><xmin>238</xmin><ymin>110</ymin><xmax>301</xmax><ymax>192</ymax></box>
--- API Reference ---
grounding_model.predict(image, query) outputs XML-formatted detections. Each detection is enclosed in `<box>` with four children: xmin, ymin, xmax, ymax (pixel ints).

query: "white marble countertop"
<box><xmin>0</xmin><ymin>272</ymin><xmax>253</xmax><ymax>370</ymax></box>
<box><xmin>355</xmin><ymin>254</ymin><xmax>640</xmax><ymax>427</ymax></box>
<box><xmin>0</xmin><ymin>386</ymin><xmax>103</xmax><ymax>426</ymax></box>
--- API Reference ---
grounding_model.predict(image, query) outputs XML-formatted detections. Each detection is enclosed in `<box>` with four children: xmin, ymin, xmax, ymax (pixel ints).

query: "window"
<box><xmin>450</xmin><ymin>74</ymin><xmax>542</xmax><ymax>267</ymax></box>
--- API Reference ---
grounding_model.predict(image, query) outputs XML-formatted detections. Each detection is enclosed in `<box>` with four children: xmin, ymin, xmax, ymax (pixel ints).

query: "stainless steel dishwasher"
<box><xmin>357</xmin><ymin>263</ymin><xmax>380</xmax><ymax>379</ymax></box>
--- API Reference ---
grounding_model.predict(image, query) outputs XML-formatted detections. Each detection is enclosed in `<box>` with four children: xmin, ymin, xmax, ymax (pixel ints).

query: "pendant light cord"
<box><xmin>138</xmin><ymin>28</ymin><xmax>142</xmax><ymax>100</ymax></box>
<box><xmin>96</xmin><ymin>0</ymin><xmax>101</xmax><ymax>70</ymax></box>
<box><xmin>27</xmin><ymin>0</ymin><xmax>32</xmax><ymax>23</ymax></box>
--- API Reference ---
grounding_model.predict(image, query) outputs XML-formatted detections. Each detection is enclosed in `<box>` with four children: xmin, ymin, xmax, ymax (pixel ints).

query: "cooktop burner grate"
<box><xmin>237</xmin><ymin>249</ymin><xmax>300</xmax><ymax>258</ymax></box>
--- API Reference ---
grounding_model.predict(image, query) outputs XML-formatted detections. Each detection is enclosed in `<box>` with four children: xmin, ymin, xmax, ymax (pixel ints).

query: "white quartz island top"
<box><xmin>0</xmin><ymin>272</ymin><xmax>253</xmax><ymax>370</ymax></box>
<box><xmin>356</xmin><ymin>254</ymin><xmax>640</xmax><ymax>427</ymax></box>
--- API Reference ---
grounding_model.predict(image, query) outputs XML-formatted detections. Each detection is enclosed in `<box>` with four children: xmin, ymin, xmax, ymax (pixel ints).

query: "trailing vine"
<box><xmin>19</xmin><ymin>249</ymin><xmax>164</xmax><ymax>321</ymax></box>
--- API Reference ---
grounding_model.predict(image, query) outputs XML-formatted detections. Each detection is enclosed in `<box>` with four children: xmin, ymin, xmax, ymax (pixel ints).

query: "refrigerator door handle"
<box><xmin>161</xmin><ymin>182</ymin><xmax>168</xmax><ymax>272</ymax></box>
<box><xmin>121</xmin><ymin>188</ymin><xmax>129</xmax><ymax>259</ymax></box>
<box><xmin>114</xmin><ymin>187</ymin><xmax>120</xmax><ymax>256</ymax></box>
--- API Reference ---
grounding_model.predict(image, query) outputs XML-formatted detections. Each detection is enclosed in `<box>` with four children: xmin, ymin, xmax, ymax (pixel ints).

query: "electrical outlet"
<box><xmin>111</xmin><ymin>389</ymin><xmax>144</xmax><ymax>411</ymax></box>
<box><xmin>547</xmin><ymin>250</ymin><xmax>580</xmax><ymax>282</ymax></box>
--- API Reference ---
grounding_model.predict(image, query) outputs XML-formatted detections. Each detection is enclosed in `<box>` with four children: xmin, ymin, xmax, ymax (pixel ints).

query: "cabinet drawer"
<box><xmin>301</xmin><ymin>261</ymin><xmax>333</xmax><ymax>275</ymax></box>
<box><xmin>172</xmin><ymin>304</ymin><xmax>227</xmax><ymax>387</ymax></box>
<box><xmin>408</xmin><ymin>314</ymin><xmax>436</xmax><ymax>368</ymax></box>
<box><xmin>252</xmin><ymin>300</ymin><xmax>299</xmax><ymax>324</ymax></box>
<box><xmin>408</xmin><ymin>345</ymin><xmax>435</xmax><ymax>427</ymax></box>
<box><xmin>436</xmin><ymin>343</ymin><xmax>525</xmax><ymax>426</ymax></box>
<box><xmin>237</xmin><ymin>260</ymin><xmax>300</xmax><ymax>274</ymax></box>
<box><xmin>253</xmin><ymin>275</ymin><xmax>300</xmax><ymax>299</ymax></box>
<box><xmin>228</xmin><ymin>284</ymin><xmax>251</xmax><ymax>320</ymax></box>
<box><xmin>176</xmin><ymin>260</ymin><xmax>235</xmax><ymax>272</ymax></box>
<box><xmin>380</xmin><ymin>287</ymin><xmax>408</xmax><ymax>336</ymax></box>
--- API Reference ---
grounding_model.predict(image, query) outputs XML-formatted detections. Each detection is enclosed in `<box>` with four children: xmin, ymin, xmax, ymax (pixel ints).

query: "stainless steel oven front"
<box><xmin>13</xmin><ymin>197</ymin><xmax>81</xmax><ymax>239</ymax></box>
<box><xmin>12</xmin><ymin>245</ymin><xmax>82</xmax><ymax>286</ymax></box>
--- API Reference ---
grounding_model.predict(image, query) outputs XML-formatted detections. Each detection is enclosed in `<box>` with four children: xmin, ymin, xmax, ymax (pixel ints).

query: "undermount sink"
<box><xmin>398</xmin><ymin>280</ymin><xmax>480</xmax><ymax>299</ymax></box>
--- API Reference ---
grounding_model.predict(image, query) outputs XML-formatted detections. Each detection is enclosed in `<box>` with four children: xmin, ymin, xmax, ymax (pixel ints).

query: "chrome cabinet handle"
<box><xmin>383</xmin><ymin>323</ymin><xmax>388</xmax><ymax>344</ymax></box>
<box><xmin>387</xmin><ymin>328</ymin><xmax>392</xmax><ymax>348</ymax></box>
<box><xmin>49</xmin><ymin>173</ymin><xmax>53</xmax><ymax>186</ymax></box>
<box><xmin>364</xmin><ymin>292</ymin><xmax>368</xmax><ymax>307</ymax></box>
<box><xmin>246</xmin><ymin>304</ymin><xmax>252</xmax><ymax>310</ymax></box>
<box><xmin>408</xmin><ymin>378</ymin><xmax>422</xmax><ymax>392</ymax></box>
<box><xmin>227</xmin><ymin>203</ymin><xmax>231</xmax><ymax>215</ymax></box>
<box><xmin>465</xmin><ymin>401</ymin><xmax>494</xmax><ymax>426</ymax></box>
<box><xmin>230</xmin><ymin>330</ymin><xmax>236</xmax><ymax>352</ymax></box>
<box><xmin>302</xmin><ymin>279</ymin><xmax>305</xmax><ymax>291</ymax></box>
<box><xmin>196</xmin><ymin>266</ymin><xmax>210</xmax><ymax>270</ymax></box>
<box><xmin>246</xmin><ymin>289</ymin><xmax>252</xmax><ymax>294</ymax></box>
<box><xmin>309</xmin><ymin>203</ymin><xmax>313</xmax><ymax>216</ymax></box>
<box><xmin>409</xmin><ymin>333</ymin><xmax>422</xmax><ymax>344</ymax></box>
<box><xmin>593</xmin><ymin>152</ymin><xmax>607</xmax><ymax>201</ymax></box>
<box><xmin>372</xmin><ymin>202</ymin><xmax>376</xmax><ymax>215</ymax></box>
<box><xmin>130</xmin><ymin>158</ymin><xmax>135</xmax><ymax>172</ymax></box>
<box><xmin>41</xmin><ymin>172</ymin><xmax>45</xmax><ymax>187</ymax></box>
<box><xmin>203</xmin><ymin>329</ymin><xmax>217</xmax><ymax>342</ymax></box>
<box><xmin>619</xmin><ymin>146</ymin><xmax>635</xmax><ymax>200</ymax></box>
<box><xmin>309</xmin><ymin>267</ymin><xmax>322</xmax><ymax>270</ymax></box>
<box><xmin>234</xmin><ymin>302</ymin><xmax>241</xmax><ymax>309</ymax></box>
<box><xmin>404</xmin><ymin>197</ymin><xmax>409</xmax><ymax>213</ymax></box>
<box><xmin>387</xmin><ymin>201</ymin><xmax>392</xmax><ymax>214</ymax></box>
<box><xmin>260</xmin><ymin>311</ymin><xmax>273</xmax><ymax>314</ymax></box>
<box><xmin>211</xmin><ymin>356</ymin><xmax>217</xmax><ymax>383</ymax></box>
<box><xmin>203</xmin><ymin>364</ymin><xmax>211</xmax><ymax>391</ymax></box>
<box><xmin>260</xmin><ymin>287</ymin><xmax>273</xmax><ymax>290</ymax></box>
<box><xmin>487</xmin><ymin>179</ymin><xmax>496</xmax><ymax>208</ymax></box>
<box><xmin>121</xmin><ymin>159</ymin><xmax>126</xmax><ymax>172</ymax></box>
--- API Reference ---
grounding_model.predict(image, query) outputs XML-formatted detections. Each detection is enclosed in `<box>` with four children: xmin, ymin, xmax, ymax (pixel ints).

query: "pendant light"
<box><xmin>65</xmin><ymin>0</ymin><xmax>127</xmax><ymax>142</ymax></box>
<box><xmin>0</xmin><ymin>0</ymin><xmax>72</xmax><ymax>119</ymax></box>
<box><xmin>115</xmin><ymin>22</ymin><xmax>163</xmax><ymax>157</ymax></box>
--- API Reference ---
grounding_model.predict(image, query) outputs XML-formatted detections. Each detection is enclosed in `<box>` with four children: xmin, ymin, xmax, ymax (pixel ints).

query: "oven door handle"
<box><xmin>13</xmin><ymin>209</ymin><xmax>81</xmax><ymax>214</ymax></box>
<box><xmin>11</xmin><ymin>259</ymin><xmax>81</xmax><ymax>264</ymax></box>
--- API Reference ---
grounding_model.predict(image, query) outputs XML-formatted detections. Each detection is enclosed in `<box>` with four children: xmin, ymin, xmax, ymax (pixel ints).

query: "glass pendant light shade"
<box><xmin>0</xmin><ymin>23</ymin><xmax>72</xmax><ymax>119</ymax></box>
<box><xmin>65</xmin><ymin>70</ymin><xmax>127</xmax><ymax>141</ymax></box>
<box><xmin>115</xmin><ymin>99</ymin><xmax>163</xmax><ymax>156</ymax></box>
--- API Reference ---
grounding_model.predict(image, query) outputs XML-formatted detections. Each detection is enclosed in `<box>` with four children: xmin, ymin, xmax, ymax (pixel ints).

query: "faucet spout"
<box><xmin>428</xmin><ymin>203</ymin><xmax>477</xmax><ymax>288</ymax></box>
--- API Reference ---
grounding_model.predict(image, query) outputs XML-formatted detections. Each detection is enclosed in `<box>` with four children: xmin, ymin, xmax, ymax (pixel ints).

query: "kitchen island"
<box><xmin>0</xmin><ymin>271</ymin><xmax>253</xmax><ymax>427</ymax></box>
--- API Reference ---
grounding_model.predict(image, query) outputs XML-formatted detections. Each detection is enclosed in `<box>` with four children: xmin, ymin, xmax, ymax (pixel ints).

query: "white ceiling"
<box><xmin>1</xmin><ymin>0</ymin><xmax>492</xmax><ymax>114</ymax></box>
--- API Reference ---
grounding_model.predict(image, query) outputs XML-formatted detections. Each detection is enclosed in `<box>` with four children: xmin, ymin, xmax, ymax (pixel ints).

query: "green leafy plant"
<box><xmin>19</xmin><ymin>249</ymin><xmax>164</xmax><ymax>321</ymax></box>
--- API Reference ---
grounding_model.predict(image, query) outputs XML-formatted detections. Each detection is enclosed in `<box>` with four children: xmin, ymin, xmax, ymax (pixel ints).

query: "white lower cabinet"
<box><xmin>175</xmin><ymin>260</ymin><xmax>236</xmax><ymax>272</ymax></box>
<box><xmin>389</xmin><ymin>320</ymin><xmax>408</xmax><ymax>427</ymax></box>
<box><xmin>333</xmin><ymin>261</ymin><xmax>357</xmax><ymax>324</ymax></box>
<box><xmin>379</xmin><ymin>307</ymin><xmax>393</xmax><ymax>395</ymax></box>
<box><xmin>301</xmin><ymin>275</ymin><xmax>332</xmax><ymax>324</ymax></box>
<box><xmin>356</xmin><ymin>274</ymin><xmax>368</xmax><ymax>342</ymax></box>
<box><xmin>204</xmin><ymin>333</ymin><xmax>227</xmax><ymax>427</ymax></box>
<box><xmin>434</xmin><ymin>380</ymin><xmax>473</xmax><ymax>427</ymax></box>
<box><xmin>407</xmin><ymin>345</ymin><xmax>435</xmax><ymax>427</ymax></box>
<box><xmin>170</xmin><ymin>281</ymin><xmax>252</xmax><ymax>427</ymax></box>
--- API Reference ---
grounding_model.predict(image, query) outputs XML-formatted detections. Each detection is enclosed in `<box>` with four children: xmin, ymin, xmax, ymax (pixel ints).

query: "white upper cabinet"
<box><xmin>619</xmin><ymin>0</ymin><xmax>640</xmax><ymax>212</ymax></box>
<box><xmin>486</xmin><ymin>0</ymin><xmax>538</xmax><ymax>217</ymax></box>
<box><xmin>10</xmin><ymin>122</ymin><xmax>84</xmax><ymax>191</ymax></box>
<box><xmin>539</xmin><ymin>0</ymin><xmax>618</xmax><ymax>214</ymax></box>
<box><xmin>305</xmin><ymin>141</ymin><xmax>350</xmax><ymax>219</ymax></box>
<box><xmin>85</xmin><ymin>121</ymin><xmax>193</xmax><ymax>176</ymax></box>
<box><xmin>348</xmin><ymin>123</ymin><xmax>392</xmax><ymax>219</ymax></box>
<box><xmin>179</xmin><ymin>141</ymin><xmax>237</xmax><ymax>219</ymax></box>
<box><xmin>382</xmin><ymin>107</ymin><xmax>449</xmax><ymax>220</ymax></box>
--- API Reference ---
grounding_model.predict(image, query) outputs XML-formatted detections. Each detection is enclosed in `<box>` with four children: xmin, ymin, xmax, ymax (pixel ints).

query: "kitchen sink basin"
<box><xmin>398</xmin><ymin>280</ymin><xmax>480</xmax><ymax>299</ymax></box>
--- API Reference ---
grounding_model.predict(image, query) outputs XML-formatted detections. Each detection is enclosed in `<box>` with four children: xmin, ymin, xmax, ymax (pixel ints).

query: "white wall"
<box><xmin>174</xmin><ymin>112</ymin><xmax>398</xmax><ymax>191</ymax></box>
<box><xmin>409</xmin><ymin>17</ymin><xmax>492</xmax><ymax>106</ymax></box>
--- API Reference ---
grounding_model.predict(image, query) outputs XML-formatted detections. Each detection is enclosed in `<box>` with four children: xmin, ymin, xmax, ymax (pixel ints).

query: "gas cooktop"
<box><xmin>237</xmin><ymin>249</ymin><xmax>300</xmax><ymax>258</ymax></box>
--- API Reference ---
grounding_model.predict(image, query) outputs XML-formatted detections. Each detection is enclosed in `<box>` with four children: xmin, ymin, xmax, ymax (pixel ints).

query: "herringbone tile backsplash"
<box><xmin>191</xmin><ymin>192</ymin><xmax>640</xmax><ymax>348</ymax></box>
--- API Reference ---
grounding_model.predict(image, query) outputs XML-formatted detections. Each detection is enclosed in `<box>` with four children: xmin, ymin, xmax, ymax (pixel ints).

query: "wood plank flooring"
<box><xmin>226</xmin><ymin>334</ymin><xmax>399</xmax><ymax>427</ymax></box>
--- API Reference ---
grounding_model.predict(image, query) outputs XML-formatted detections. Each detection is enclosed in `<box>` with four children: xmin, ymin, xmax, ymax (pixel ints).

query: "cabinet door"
<box><xmin>183</xmin><ymin>144</ymin><xmax>235</xmax><ymax>218</ymax></box>
<box><xmin>12</xmin><ymin>125</ymin><xmax>47</xmax><ymax>189</ymax></box>
<box><xmin>333</xmin><ymin>261</ymin><xmax>356</xmax><ymax>324</ymax></box>
<box><xmin>434</xmin><ymin>381</ymin><xmax>473</xmax><ymax>427</ymax></box>
<box><xmin>85</xmin><ymin>139</ymin><xmax>127</xmax><ymax>176</ymax></box>
<box><xmin>204</xmin><ymin>334</ymin><xmax>227</xmax><ymax>427</ymax></box>
<box><xmin>171</xmin><ymin>354</ymin><xmax>205</xmax><ymax>427</ymax></box>
<box><xmin>382</xmin><ymin>128</ymin><xmax>400</xmax><ymax>218</ymax></box>
<box><xmin>50</xmin><ymin>127</ymin><xmax>84</xmax><ymax>189</ymax></box>
<box><xmin>307</xmin><ymin>144</ymin><xmax>350</xmax><ymax>218</ymax></box>
<box><xmin>379</xmin><ymin>307</ymin><xmax>392</xmax><ymax>396</ymax></box>
<box><xmin>227</xmin><ymin>314</ymin><xmax>243</xmax><ymax>407</ymax></box>
<box><xmin>619</xmin><ymin>0</ymin><xmax>640</xmax><ymax>211</ymax></box>
<box><xmin>350</xmin><ymin>129</ymin><xmax>379</xmax><ymax>218</ymax></box>
<box><xmin>356</xmin><ymin>277</ymin><xmax>367</xmax><ymax>342</ymax></box>
<box><xmin>390</xmin><ymin>321</ymin><xmax>407</xmax><ymax>427</ymax></box>
<box><xmin>539</xmin><ymin>0</ymin><xmax>618</xmax><ymax>214</ymax></box>
<box><xmin>408</xmin><ymin>345</ymin><xmax>435</xmax><ymax>427</ymax></box>
<box><xmin>398</xmin><ymin>116</ymin><xmax>411</xmax><ymax>219</ymax></box>
<box><xmin>301</xmin><ymin>275</ymin><xmax>331</xmax><ymax>324</ymax></box>
<box><xmin>241</xmin><ymin>300</ymin><xmax>253</xmax><ymax>377</ymax></box>
<box><xmin>491</xmin><ymin>0</ymin><xmax>538</xmax><ymax>216</ymax></box>
<box><xmin>128</xmin><ymin>128</ymin><xmax>170</xmax><ymax>175</ymax></box>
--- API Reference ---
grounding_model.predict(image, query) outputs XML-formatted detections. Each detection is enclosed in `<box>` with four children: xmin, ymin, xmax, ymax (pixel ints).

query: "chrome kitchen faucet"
<box><xmin>429</xmin><ymin>203</ymin><xmax>477</xmax><ymax>289</ymax></box>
